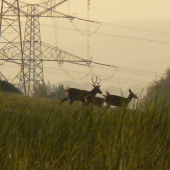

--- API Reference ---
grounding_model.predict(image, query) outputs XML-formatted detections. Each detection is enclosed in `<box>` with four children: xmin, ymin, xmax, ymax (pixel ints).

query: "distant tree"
<box><xmin>56</xmin><ymin>84</ymin><xmax>66</xmax><ymax>99</ymax></box>
<box><xmin>144</xmin><ymin>67</ymin><xmax>170</xmax><ymax>103</ymax></box>
<box><xmin>34</xmin><ymin>82</ymin><xmax>49</xmax><ymax>98</ymax></box>
<box><xmin>33</xmin><ymin>81</ymin><xmax>67</xmax><ymax>100</ymax></box>
<box><xmin>48</xmin><ymin>83</ymin><xmax>66</xmax><ymax>99</ymax></box>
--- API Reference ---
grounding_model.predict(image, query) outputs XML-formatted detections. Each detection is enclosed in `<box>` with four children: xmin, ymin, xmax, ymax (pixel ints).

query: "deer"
<box><xmin>60</xmin><ymin>77</ymin><xmax>102</xmax><ymax>106</ymax></box>
<box><xmin>85</xmin><ymin>96</ymin><xmax>105</xmax><ymax>107</ymax></box>
<box><xmin>105</xmin><ymin>89</ymin><xmax>138</xmax><ymax>108</ymax></box>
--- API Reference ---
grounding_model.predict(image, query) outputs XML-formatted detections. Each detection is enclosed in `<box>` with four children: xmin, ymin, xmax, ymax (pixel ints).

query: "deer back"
<box><xmin>106</xmin><ymin>94</ymin><xmax>127</xmax><ymax>107</ymax></box>
<box><xmin>65</xmin><ymin>88</ymin><xmax>90</xmax><ymax>101</ymax></box>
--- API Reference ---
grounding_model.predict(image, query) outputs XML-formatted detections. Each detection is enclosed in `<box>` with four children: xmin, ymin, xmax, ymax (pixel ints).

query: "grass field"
<box><xmin>0</xmin><ymin>92</ymin><xmax>169</xmax><ymax>170</ymax></box>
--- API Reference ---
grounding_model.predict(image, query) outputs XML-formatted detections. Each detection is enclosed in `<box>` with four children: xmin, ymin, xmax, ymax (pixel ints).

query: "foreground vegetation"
<box><xmin>0</xmin><ymin>92</ymin><xmax>169</xmax><ymax>170</ymax></box>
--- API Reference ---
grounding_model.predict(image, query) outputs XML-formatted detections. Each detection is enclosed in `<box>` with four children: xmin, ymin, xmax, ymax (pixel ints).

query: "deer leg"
<box><xmin>60</xmin><ymin>98</ymin><xmax>68</xmax><ymax>106</ymax></box>
<box><xmin>106</xmin><ymin>104</ymin><xmax>111</xmax><ymax>109</ymax></box>
<box><xmin>69</xmin><ymin>100</ymin><xmax>74</xmax><ymax>105</ymax></box>
<box><xmin>82</xmin><ymin>101</ymin><xmax>88</xmax><ymax>106</ymax></box>
<box><xmin>97</xmin><ymin>103</ymin><xmax>102</xmax><ymax>107</ymax></box>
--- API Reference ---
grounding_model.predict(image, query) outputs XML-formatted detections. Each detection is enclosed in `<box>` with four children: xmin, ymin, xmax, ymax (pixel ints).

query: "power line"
<box><xmin>42</xmin><ymin>65</ymin><xmax>161</xmax><ymax>85</ymax></box>
<box><xmin>40</xmin><ymin>20</ymin><xmax>170</xmax><ymax>37</ymax></box>
<box><xmin>69</xmin><ymin>3</ymin><xmax>170</xmax><ymax>20</ymax></box>
<box><xmin>120</xmin><ymin>0</ymin><xmax>170</xmax><ymax>8</ymax></box>
<box><xmin>2</xmin><ymin>58</ymin><xmax>163</xmax><ymax>78</ymax></box>
<box><xmin>92</xmin><ymin>64</ymin><xmax>163</xmax><ymax>78</ymax></box>
<box><xmin>101</xmin><ymin>22</ymin><xmax>170</xmax><ymax>36</ymax></box>
<box><xmin>40</xmin><ymin>24</ymin><xmax>170</xmax><ymax>45</ymax></box>
<box><xmin>89</xmin><ymin>32</ymin><xmax>170</xmax><ymax>45</ymax></box>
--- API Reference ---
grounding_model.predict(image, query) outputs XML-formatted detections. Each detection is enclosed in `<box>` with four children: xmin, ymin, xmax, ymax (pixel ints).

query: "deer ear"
<box><xmin>106</xmin><ymin>91</ymin><xmax>109</xmax><ymax>95</ymax></box>
<box><xmin>129</xmin><ymin>89</ymin><xmax>132</xmax><ymax>93</ymax></box>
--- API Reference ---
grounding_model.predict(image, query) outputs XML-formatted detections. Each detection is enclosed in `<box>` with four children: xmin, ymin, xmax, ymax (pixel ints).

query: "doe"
<box><xmin>105</xmin><ymin>89</ymin><xmax>138</xmax><ymax>108</ymax></box>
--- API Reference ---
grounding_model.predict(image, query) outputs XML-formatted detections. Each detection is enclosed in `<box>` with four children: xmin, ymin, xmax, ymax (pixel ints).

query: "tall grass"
<box><xmin>0</xmin><ymin>93</ymin><xmax>169</xmax><ymax>169</ymax></box>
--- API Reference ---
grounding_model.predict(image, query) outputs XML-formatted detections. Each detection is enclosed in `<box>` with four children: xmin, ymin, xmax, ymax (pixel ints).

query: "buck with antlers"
<box><xmin>60</xmin><ymin>77</ymin><xmax>102</xmax><ymax>106</ymax></box>
<box><xmin>105</xmin><ymin>89</ymin><xmax>138</xmax><ymax>108</ymax></box>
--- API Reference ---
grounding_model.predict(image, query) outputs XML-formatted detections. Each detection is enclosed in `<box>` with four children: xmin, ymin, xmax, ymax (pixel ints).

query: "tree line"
<box><xmin>33</xmin><ymin>81</ymin><xmax>68</xmax><ymax>100</ymax></box>
<box><xmin>144</xmin><ymin>67</ymin><xmax>170</xmax><ymax>103</ymax></box>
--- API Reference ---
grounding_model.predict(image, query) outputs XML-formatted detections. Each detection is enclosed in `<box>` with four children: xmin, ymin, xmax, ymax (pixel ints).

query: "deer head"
<box><xmin>129</xmin><ymin>89</ymin><xmax>138</xmax><ymax>99</ymax></box>
<box><xmin>102</xmin><ymin>91</ymin><xmax>110</xmax><ymax>98</ymax></box>
<box><xmin>91</xmin><ymin>76</ymin><xmax>102</xmax><ymax>94</ymax></box>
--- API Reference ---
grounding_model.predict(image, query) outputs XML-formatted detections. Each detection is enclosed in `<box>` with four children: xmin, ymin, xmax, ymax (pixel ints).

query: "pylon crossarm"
<box><xmin>0</xmin><ymin>44</ymin><xmax>22</xmax><ymax>63</ymax></box>
<box><xmin>67</xmin><ymin>61</ymin><xmax>89</xmax><ymax>66</ymax></box>
<box><xmin>0</xmin><ymin>58</ymin><xmax>21</xmax><ymax>65</ymax></box>
<box><xmin>3</xmin><ymin>0</ymin><xmax>98</xmax><ymax>23</ymax></box>
<box><xmin>19</xmin><ymin>1</ymin><xmax>27</xmax><ymax>9</ymax></box>
<box><xmin>40</xmin><ymin>10</ymin><xmax>75</xmax><ymax>18</ymax></box>
<box><xmin>41</xmin><ymin>42</ymin><xmax>90</xmax><ymax>63</ymax></box>
<box><xmin>38</xmin><ymin>0</ymin><xmax>67</xmax><ymax>16</ymax></box>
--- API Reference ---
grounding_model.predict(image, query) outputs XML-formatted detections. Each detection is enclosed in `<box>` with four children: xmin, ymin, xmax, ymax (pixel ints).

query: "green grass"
<box><xmin>0</xmin><ymin>93</ymin><xmax>169</xmax><ymax>170</ymax></box>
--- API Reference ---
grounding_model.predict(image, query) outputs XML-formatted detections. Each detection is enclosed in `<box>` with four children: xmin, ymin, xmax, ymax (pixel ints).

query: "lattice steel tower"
<box><xmin>0</xmin><ymin>0</ymin><xmax>26</xmax><ymax>93</ymax></box>
<box><xmin>0</xmin><ymin>0</ymin><xmax>90</xmax><ymax>95</ymax></box>
<box><xmin>22</xmin><ymin>4</ymin><xmax>44</xmax><ymax>95</ymax></box>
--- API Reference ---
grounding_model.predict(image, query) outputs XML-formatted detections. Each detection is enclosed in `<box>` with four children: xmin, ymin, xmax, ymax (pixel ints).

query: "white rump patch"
<box><xmin>65</xmin><ymin>91</ymin><xmax>70</xmax><ymax>99</ymax></box>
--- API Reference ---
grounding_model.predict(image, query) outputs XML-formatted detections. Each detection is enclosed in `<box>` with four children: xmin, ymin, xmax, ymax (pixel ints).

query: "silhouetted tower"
<box><xmin>0</xmin><ymin>0</ymin><xmax>90</xmax><ymax>95</ymax></box>
<box><xmin>0</xmin><ymin>0</ymin><xmax>26</xmax><ymax>93</ymax></box>
<box><xmin>22</xmin><ymin>4</ymin><xmax>44</xmax><ymax>95</ymax></box>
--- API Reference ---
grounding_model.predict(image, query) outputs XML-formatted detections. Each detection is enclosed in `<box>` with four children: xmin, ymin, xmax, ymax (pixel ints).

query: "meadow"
<box><xmin>0</xmin><ymin>92</ymin><xmax>169</xmax><ymax>170</ymax></box>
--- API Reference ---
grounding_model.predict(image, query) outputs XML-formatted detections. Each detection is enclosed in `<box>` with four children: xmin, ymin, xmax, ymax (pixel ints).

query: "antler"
<box><xmin>92</xmin><ymin>76</ymin><xmax>101</xmax><ymax>86</ymax></box>
<box><xmin>106</xmin><ymin>91</ymin><xmax>110</xmax><ymax>96</ymax></box>
<box><xmin>96</xmin><ymin>76</ymin><xmax>101</xmax><ymax>86</ymax></box>
<box><xmin>92</xmin><ymin>76</ymin><xmax>96</xmax><ymax>86</ymax></box>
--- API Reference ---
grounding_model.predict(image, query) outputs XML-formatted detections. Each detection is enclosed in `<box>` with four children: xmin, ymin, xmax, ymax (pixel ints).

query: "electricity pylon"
<box><xmin>0</xmin><ymin>0</ymin><xmax>26</xmax><ymax>93</ymax></box>
<box><xmin>0</xmin><ymin>0</ymin><xmax>91</xmax><ymax>95</ymax></box>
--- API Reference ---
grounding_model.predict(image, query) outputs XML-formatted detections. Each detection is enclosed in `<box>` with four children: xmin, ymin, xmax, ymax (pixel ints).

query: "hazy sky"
<box><xmin>20</xmin><ymin>0</ymin><xmax>170</xmax><ymax>21</ymax></box>
<box><xmin>1</xmin><ymin>0</ymin><xmax>170</xmax><ymax>95</ymax></box>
